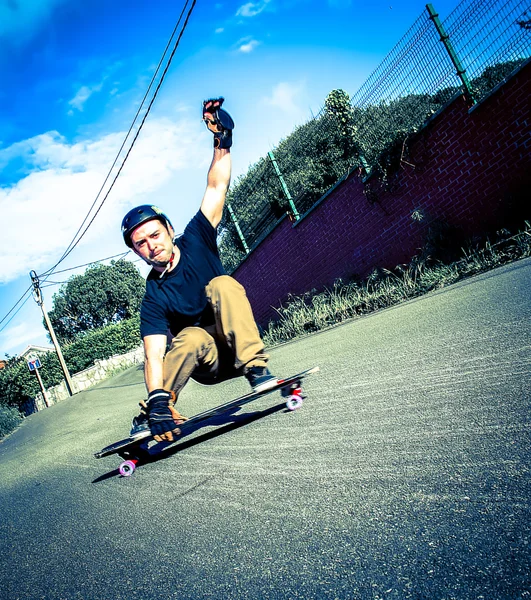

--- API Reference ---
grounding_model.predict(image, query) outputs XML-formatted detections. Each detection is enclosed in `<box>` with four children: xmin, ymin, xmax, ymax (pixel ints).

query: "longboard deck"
<box><xmin>94</xmin><ymin>366</ymin><xmax>319</xmax><ymax>460</ymax></box>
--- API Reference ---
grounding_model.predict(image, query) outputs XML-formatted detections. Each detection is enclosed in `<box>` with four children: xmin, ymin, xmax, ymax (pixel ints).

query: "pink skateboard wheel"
<box><xmin>119</xmin><ymin>460</ymin><xmax>137</xmax><ymax>477</ymax></box>
<box><xmin>286</xmin><ymin>394</ymin><xmax>303</xmax><ymax>411</ymax></box>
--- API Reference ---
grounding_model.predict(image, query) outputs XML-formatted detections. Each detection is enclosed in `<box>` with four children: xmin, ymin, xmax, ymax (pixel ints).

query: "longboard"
<box><xmin>94</xmin><ymin>366</ymin><xmax>319</xmax><ymax>476</ymax></box>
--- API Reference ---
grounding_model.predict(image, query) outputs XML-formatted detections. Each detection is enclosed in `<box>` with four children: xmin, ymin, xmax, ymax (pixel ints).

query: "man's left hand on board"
<box><xmin>203</xmin><ymin>97</ymin><xmax>234</xmax><ymax>149</ymax></box>
<box><xmin>146</xmin><ymin>389</ymin><xmax>188</xmax><ymax>442</ymax></box>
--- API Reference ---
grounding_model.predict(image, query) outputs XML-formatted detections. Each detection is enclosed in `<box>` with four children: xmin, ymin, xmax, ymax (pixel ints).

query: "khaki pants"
<box><xmin>163</xmin><ymin>276</ymin><xmax>269</xmax><ymax>397</ymax></box>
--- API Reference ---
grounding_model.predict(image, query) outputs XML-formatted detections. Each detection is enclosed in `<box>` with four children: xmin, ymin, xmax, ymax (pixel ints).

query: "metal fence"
<box><xmin>220</xmin><ymin>0</ymin><xmax>531</xmax><ymax>272</ymax></box>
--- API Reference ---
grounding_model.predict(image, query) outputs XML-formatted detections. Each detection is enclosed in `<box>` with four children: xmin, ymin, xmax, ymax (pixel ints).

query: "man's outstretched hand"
<box><xmin>203</xmin><ymin>97</ymin><xmax>234</xmax><ymax>149</ymax></box>
<box><xmin>146</xmin><ymin>389</ymin><xmax>188</xmax><ymax>442</ymax></box>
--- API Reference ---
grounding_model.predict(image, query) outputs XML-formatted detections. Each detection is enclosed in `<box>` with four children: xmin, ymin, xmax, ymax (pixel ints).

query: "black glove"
<box><xmin>146</xmin><ymin>389</ymin><xmax>187</xmax><ymax>442</ymax></box>
<box><xmin>202</xmin><ymin>97</ymin><xmax>234</xmax><ymax>149</ymax></box>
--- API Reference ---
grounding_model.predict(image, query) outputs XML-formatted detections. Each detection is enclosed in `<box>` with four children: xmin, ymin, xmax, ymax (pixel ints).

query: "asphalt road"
<box><xmin>1</xmin><ymin>258</ymin><xmax>530</xmax><ymax>600</ymax></box>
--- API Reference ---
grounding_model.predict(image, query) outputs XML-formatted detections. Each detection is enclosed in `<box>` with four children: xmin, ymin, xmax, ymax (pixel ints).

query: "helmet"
<box><xmin>121</xmin><ymin>205</ymin><xmax>173</xmax><ymax>248</ymax></box>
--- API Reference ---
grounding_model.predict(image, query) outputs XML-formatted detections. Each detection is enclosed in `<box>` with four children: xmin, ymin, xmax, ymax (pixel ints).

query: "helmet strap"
<box><xmin>158</xmin><ymin>252</ymin><xmax>175</xmax><ymax>279</ymax></box>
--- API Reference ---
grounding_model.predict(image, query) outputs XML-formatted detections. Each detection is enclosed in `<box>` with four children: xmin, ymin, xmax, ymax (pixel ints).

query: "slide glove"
<box><xmin>146</xmin><ymin>389</ymin><xmax>188</xmax><ymax>442</ymax></box>
<box><xmin>203</xmin><ymin>97</ymin><xmax>234</xmax><ymax>149</ymax></box>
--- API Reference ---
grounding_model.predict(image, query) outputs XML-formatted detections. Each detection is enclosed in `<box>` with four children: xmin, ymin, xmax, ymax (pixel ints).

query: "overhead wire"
<box><xmin>49</xmin><ymin>251</ymin><xmax>132</xmax><ymax>276</ymax></box>
<box><xmin>38</xmin><ymin>0</ymin><xmax>197</xmax><ymax>281</ymax></box>
<box><xmin>0</xmin><ymin>286</ymin><xmax>33</xmax><ymax>328</ymax></box>
<box><xmin>40</xmin><ymin>252</ymin><xmax>145</xmax><ymax>288</ymax></box>
<box><xmin>0</xmin><ymin>291</ymin><xmax>33</xmax><ymax>334</ymax></box>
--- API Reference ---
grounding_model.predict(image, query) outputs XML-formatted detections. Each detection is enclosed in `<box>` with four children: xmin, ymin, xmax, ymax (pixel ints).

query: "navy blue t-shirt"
<box><xmin>140</xmin><ymin>210</ymin><xmax>225</xmax><ymax>338</ymax></box>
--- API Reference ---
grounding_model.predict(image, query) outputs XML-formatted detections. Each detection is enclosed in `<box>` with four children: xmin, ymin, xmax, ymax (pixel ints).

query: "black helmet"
<box><xmin>121</xmin><ymin>205</ymin><xmax>173</xmax><ymax>248</ymax></box>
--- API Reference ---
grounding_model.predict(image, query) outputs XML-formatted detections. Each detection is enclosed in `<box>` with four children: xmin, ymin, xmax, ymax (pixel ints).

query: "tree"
<box><xmin>324</xmin><ymin>88</ymin><xmax>358</xmax><ymax>158</ymax></box>
<box><xmin>47</xmin><ymin>260</ymin><xmax>145</xmax><ymax>343</ymax></box>
<box><xmin>470</xmin><ymin>59</ymin><xmax>524</xmax><ymax>98</ymax></box>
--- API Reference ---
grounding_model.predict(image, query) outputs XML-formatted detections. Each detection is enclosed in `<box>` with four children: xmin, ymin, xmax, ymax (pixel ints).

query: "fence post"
<box><xmin>226</xmin><ymin>203</ymin><xmax>250</xmax><ymax>253</ymax></box>
<box><xmin>268</xmin><ymin>151</ymin><xmax>300</xmax><ymax>221</ymax></box>
<box><xmin>426</xmin><ymin>3</ymin><xmax>476</xmax><ymax>104</ymax></box>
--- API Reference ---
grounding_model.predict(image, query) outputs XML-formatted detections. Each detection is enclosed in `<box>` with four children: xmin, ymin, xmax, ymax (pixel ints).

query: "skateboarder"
<box><xmin>120</xmin><ymin>98</ymin><xmax>277</xmax><ymax>443</ymax></box>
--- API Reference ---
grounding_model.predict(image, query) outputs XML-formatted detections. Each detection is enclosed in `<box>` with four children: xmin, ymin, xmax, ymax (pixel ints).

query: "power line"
<box><xmin>0</xmin><ymin>251</ymin><xmax>134</xmax><ymax>331</ymax></box>
<box><xmin>48</xmin><ymin>251</ymin><xmax>131</xmax><ymax>276</ymax></box>
<box><xmin>39</xmin><ymin>0</ymin><xmax>193</xmax><ymax>279</ymax></box>
<box><xmin>40</xmin><ymin>253</ymin><xmax>146</xmax><ymax>289</ymax></box>
<box><xmin>38</xmin><ymin>0</ymin><xmax>197</xmax><ymax>281</ymax></box>
<box><xmin>1</xmin><ymin>1</ymin><xmax>197</xmax><ymax>339</ymax></box>
<box><xmin>0</xmin><ymin>292</ymin><xmax>32</xmax><ymax>334</ymax></box>
<box><xmin>0</xmin><ymin>286</ymin><xmax>33</xmax><ymax>329</ymax></box>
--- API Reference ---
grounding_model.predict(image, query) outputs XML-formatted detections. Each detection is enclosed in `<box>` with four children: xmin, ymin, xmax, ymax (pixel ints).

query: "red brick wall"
<box><xmin>233</xmin><ymin>60</ymin><xmax>531</xmax><ymax>326</ymax></box>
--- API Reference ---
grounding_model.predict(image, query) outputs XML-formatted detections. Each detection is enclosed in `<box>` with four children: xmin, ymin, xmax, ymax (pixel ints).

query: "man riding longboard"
<box><xmin>120</xmin><ymin>97</ymin><xmax>278</xmax><ymax>445</ymax></box>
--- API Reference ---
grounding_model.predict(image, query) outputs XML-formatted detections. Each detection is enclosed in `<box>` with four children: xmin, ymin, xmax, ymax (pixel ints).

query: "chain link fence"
<box><xmin>220</xmin><ymin>0</ymin><xmax>531</xmax><ymax>272</ymax></box>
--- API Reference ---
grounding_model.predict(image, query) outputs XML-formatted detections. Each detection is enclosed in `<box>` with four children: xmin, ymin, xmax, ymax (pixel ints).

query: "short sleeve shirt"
<box><xmin>140</xmin><ymin>210</ymin><xmax>226</xmax><ymax>338</ymax></box>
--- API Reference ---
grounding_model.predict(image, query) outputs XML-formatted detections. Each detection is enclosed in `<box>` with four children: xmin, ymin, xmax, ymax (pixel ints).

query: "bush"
<box><xmin>0</xmin><ymin>403</ymin><xmax>23</xmax><ymax>438</ymax></box>
<box><xmin>63</xmin><ymin>314</ymin><xmax>141</xmax><ymax>373</ymax></box>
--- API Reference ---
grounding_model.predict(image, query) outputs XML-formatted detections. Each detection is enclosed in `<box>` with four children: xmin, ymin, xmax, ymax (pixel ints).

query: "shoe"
<box><xmin>245</xmin><ymin>366</ymin><xmax>278</xmax><ymax>392</ymax></box>
<box><xmin>130</xmin><ymin>411</ymin><xmax>150</xmax><ymax>438</ymax></box>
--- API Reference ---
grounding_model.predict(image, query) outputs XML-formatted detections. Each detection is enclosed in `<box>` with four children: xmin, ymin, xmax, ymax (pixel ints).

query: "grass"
<box><xmin>262</xmin><ymin>221</ymin><xmax>531</xmax><ymax>346</ymax></box>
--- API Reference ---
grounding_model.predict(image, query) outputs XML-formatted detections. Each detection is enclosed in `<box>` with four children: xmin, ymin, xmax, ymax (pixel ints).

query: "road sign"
<box><xmin>27</xmin><ymin>356</ymin><xmax>42</xmax><ymax>372</ymax></box>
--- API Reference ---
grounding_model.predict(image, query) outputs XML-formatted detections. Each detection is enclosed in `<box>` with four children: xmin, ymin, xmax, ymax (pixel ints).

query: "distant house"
<box><xmin>19</xmin><ymin>345</ymin><xmax>54</xmax><ymax>360</ymax></box>
<box><xmin>0</xmin><ymin>360</ymin><xmax>6</xmax><ymax>370</ymax></box>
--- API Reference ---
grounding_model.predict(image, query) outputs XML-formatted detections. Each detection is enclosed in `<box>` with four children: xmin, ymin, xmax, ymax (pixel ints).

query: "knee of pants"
<box><xmin>167</xmin><ymin>327</ymin><xmax>215</xmax><ymax>356</ymax></box>
<box><xmin>206</xmin><ymin>275</ymin><xmax>245</xmax><ymax>297</ymax></box>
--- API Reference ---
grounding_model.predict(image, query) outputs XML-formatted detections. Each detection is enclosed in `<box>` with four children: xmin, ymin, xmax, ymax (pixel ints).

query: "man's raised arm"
<box><xmin>200</xmin><ymin>98</ymin><xmax>233</xmax><ymax>229</ymax></box>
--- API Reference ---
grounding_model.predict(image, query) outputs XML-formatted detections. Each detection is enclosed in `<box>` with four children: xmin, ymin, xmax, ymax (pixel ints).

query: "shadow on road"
<box><xmin>92</xmin><ymin>402</ymin><xmax>288</xmax><ymax>482</ymax></box>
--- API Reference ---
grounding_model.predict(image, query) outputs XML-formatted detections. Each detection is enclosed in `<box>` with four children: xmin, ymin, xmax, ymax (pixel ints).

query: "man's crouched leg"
<box><xmin>205</xmin><ymin>276</ymin><xmax>277</xmax><ymax>392</ymax></box>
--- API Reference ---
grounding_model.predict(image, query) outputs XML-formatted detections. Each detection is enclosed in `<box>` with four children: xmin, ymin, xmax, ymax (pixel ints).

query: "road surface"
<box><xmin>0</xmin><ymin>258</ymin><xmax>530</xmax><ymax>599</ymax></box>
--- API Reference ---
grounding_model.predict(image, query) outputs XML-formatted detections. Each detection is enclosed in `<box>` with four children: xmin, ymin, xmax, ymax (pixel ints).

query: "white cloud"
<box><xmin>264</xmin><ymin>81</ymin><xmax>306</xmax><ymax>114</ymax></box>
<box><xmin>236</xmin><ymin>0</ymin><xmax>271</xmax><ymax>18</ymax></box>
<box><xmin>67</xmin><ymin>62</ymin><xmax>123</xmax><ymax>113</ymax></box>
<box><xmin>215</xmin><ymin>27</ymin><xmax>224</xmax><ymax>33</ymax></box>
<box><xmin>0</xmin><ymin>321</ymin><xmax>47</xmax><ymax>355</ymax></box>
<box><xmin>68</xmin><ymin>83</ymin><xmax>104</xmax><ymax>113</ymax></box>
<box><xmin>238</xmin><ymin>38</ymin><xmax>260</xmax><ymax>53</ymax></box>
<box><xmin>0</xmin><ymin>115</ymin><xmax>204</xmax><ymax>284</ymax></box>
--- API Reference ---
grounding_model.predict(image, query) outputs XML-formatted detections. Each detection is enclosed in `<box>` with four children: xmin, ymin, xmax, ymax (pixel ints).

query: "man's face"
<box><xmin>130</xmin><ymin>219</ymin><xmax>175</xmax><ymax>270</ymax></box>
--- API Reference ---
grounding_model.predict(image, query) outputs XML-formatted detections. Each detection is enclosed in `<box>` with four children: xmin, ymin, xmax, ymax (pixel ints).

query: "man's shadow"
<box><xmin>92</xmin><ymin>402</ymin><xmax>288</xmax><ymax>482</ymax></box>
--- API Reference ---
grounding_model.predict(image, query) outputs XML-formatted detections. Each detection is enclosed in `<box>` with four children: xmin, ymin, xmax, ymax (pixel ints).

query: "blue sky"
<box><xmin>0</xmin><ymin>0</ymin><xmax>460</xmax><ymax>358</ymax></box>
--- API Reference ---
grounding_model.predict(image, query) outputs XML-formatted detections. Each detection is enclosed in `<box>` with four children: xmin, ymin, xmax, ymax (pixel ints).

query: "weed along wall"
<box><xmin>232</xmin><ymin>60</ymin><xmax>531</xmax><ymax>327</ymax></box>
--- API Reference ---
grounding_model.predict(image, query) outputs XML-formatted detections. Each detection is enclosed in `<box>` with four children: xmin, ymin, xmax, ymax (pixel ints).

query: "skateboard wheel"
<box><xmin>286</xmin><ymin>394</ymin><xmax>303</xmax><ymax>411</ymax></box>
<box><xmin>119</xmin><ymin>460</ymin><xmax>137</xmax><ymax>477</ymax></box>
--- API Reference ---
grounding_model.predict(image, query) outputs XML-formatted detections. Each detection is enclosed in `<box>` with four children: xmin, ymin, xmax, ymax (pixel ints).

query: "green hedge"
<box><xmin>63</xmin><ymin>314</ymin><xmax>141</xmax><ymax>373</ymax></box>
<box><xmin>0</xmin><ymin>314</ymin><xmax>141</xmax><ymax>413</ymax></box>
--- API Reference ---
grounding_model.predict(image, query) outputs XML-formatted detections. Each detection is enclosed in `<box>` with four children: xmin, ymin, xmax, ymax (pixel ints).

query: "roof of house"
<box><xmin>19</xmin><ymin>345</ymin><xmax>54</xmax><ymax>359</ymax></box>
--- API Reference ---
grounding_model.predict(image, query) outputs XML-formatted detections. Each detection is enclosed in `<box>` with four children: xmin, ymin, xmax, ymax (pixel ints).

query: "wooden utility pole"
<box><xmin>34</xmin><ymin>366</ymin><xmax>50</xmax><ymax>407</ymax></box>
<box><xmin>30</xmin><ymin>270</ymin><xmax>74</xmax><ymax>397</ymax></box>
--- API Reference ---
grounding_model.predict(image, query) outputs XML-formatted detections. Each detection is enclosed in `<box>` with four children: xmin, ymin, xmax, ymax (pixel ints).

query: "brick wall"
<box><xmin>233</xmin><ymin>60</ymin><xmax>531</xmax><ymax>326</ymax></box>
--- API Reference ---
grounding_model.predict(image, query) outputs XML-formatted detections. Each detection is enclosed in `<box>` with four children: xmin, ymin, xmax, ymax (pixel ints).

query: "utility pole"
<box><xmin>30</xmin><ymin>270</ymin><xmax>74</xmax><ymax>397</ymax></box>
